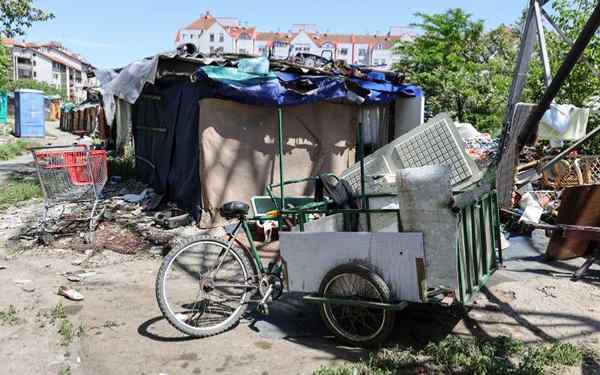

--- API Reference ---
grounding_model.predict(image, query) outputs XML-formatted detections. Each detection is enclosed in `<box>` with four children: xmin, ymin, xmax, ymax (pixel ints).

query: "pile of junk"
<box><xmin>496</xmin><ymin>0</ymin><xmax>600</xmax><ymax>280</ymax></box>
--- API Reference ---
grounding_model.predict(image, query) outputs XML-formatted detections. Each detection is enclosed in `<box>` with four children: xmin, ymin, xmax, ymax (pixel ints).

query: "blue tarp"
<box><xmin>193</xmin><ymin>66</ymin><xmax>421</xmax><ymax>107</ymax></box>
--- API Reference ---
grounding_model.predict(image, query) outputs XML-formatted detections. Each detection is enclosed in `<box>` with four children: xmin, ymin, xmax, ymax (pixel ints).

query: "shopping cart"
<box><xmin>31</xmin><ymin>145</ymin><xmax>108</xmax><ymax>240</ymax></box>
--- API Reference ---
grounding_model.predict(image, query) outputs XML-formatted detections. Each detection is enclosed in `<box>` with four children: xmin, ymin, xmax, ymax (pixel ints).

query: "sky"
<box><xmin>20</xmin><ymin>0</ymin><xmax>529</xmax><ymax>69</ymax></box>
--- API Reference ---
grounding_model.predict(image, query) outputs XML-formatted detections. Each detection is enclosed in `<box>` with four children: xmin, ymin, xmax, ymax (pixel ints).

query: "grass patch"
<box><xmin>314</xmin><ymin>336</ymin><xmax>586</xmax><ymax>375</ymax></box>
<box><xmin>0</xmin><ymin>175</ymin><xmax>43</xmax><ymax>208</ymax></box>
<box><xmin>50</xmin><ymin>303</ymin><xmax>66</xmax><ymax>323</ymax></box>
<box><xmin>0</xmin><ymin>305</ymin><xmax>21</xmax><ymax>326</ymax></box>
<box><xmin>0</xmin><ymin>140</ymin><xmax>35</xmax><ymax>161</ymax></box>
<box><xmin>48</xmin><ymin>303</ymin><xmax>85</xmax><ymax>347</ymax></box>
<box><xmin>57</xmin><ymin>318</ymin><xmax>75</xmax><ymax>346</ymax></box>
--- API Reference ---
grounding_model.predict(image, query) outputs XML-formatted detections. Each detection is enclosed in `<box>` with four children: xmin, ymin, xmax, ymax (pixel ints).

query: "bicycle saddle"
<box><xmin>221</xmin><ymin>201</ymin><xmax>250</xmax><ymax>219</ymax></box>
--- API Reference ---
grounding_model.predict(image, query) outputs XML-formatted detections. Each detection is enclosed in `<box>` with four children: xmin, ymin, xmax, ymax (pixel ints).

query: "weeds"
<box><xmin>43</xmin><ymin>303</ymin><xmax>84</xmax><ymax>347</ymax></box>
<box><xmin>50</xmin><ymin>303</ymin><xmax>66</xmax><ymax>323</ymax></box>
<box><xmin>58</xmin><ymin>366</ymin><xmax>71</xmax><ymax>375</ymax></box>
<box><xmin>0</xmin><ymin>140</ymin><xmax>32</xmax><ymax>161</ymax></box>
<box><xmin>314</xmin><ymin>336</ymin><xmax>586</xmax><ymax>375</ymax></box>
<box><xmin>0</xmin><ymin>175</ymin><xmax>43</xmax><ymax>208</ymax></box>
<box><xmin>0</xmin><ymin>305</ymin><xmax>21</xmax><ymax>326</ymax></box>
<box><xmin>58</xmin><ymin>318</ymin><xmax>74</xmax><ymax>346</ymax></box>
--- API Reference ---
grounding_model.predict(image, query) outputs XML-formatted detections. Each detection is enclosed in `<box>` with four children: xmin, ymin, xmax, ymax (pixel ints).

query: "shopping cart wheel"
<box><xmin>39</xmin><ymin>233</ymin><xmax>54</xmax><ymax>246</ymax></box>
<box><xmin>84</xmin><ymin>231</ymin><xmax>96</xmax><ymax>244</ymax></box>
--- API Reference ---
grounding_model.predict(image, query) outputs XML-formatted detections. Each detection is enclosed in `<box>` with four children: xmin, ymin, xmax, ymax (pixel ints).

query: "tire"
<box><xmin>156</xmin><ymin>235</ymin><xmax>255</xmax><ymax>337</ymax></box>
<box><xmin>319</xmin><ymin>263</ymin><xmax>396</xmax><ymax>348</ymax></box>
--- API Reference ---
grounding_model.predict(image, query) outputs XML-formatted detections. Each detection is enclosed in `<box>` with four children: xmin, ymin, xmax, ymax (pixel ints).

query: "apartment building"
<box><xmin>1</xmin><ymin>39</ymin><xmax>96</xmax><ymax>103</ymax></box>
<box><xmin>176</xmin><ymin>11</ymin><xmax>415</xmax><ymax>69</ymax></box>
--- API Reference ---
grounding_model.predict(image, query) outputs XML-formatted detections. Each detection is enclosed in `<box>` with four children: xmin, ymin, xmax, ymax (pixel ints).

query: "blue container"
<box><xmin>15</xmin><ymin>89</ymin><xmax>45</xmax><ymax>138</ymax></box>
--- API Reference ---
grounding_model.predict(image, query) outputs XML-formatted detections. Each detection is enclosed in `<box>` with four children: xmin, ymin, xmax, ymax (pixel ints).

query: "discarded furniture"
<box><xmin>545</xmin><ymin>185</ymin><xmax>600</xmax><ymax>260</ymax></box>
<box><xmin>540</xmin><ymin>155</ymin><xmax>600</xmax><ymax>188</ymax></box>
<box><xmin>340</xmin><ymin>113</ymin><xmax>482</xmax><ymax>193</ymax></box>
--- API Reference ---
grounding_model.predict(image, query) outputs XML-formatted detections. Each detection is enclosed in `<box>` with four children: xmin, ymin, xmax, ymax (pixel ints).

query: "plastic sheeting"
<box><xmin>132</xmin><ymin>79</ymin><xmax>204</xmax><ymax>217</ymax></box>
<box><xmin>99</xmin><ymin>57</ymin><xmax>159</xmax><ymax>126</ymax></box>
<box><xmin>193</xmin><ymin>66</ymin><xmax>421</xmax><ymax>107</ymax></box>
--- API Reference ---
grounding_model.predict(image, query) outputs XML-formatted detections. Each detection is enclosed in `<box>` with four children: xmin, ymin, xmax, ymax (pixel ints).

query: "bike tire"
<box><xmin>156</xmin><ymin>234</ymin><xmax>255</xmax><ymax>337</ymax></box>
<box><xmin>319</xmin><ymin>262</ymin><xmax>396</xmax><ymax>347</ymax></box>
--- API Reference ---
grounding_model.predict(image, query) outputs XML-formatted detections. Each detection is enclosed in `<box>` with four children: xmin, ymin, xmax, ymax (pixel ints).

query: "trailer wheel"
<box><xmin>319</xmin><ymin>263</ymin><xmax>395</xmax><ymax>347</ymax></box>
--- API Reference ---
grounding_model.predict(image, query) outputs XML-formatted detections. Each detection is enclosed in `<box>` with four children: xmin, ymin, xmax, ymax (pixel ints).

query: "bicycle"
<box><xmin>155</xmin><ymin>201</ymin><xmax>285</xmax><ymax>338</ymax></box>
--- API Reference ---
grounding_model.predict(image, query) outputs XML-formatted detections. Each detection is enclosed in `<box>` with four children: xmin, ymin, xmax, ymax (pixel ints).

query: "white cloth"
<box><xmin>538</xmin><ymin>104</ymin><xmax>590</xmax><ymax>141</ymax></box>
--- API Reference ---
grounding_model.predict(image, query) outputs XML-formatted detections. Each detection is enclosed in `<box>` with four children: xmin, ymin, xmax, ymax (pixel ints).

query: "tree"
<box><xmin>394</xmin><ymin>9</ymin><xmax>519</xmax><ymax>134</ymax></box>
<box><xmin>6</xmin><ymin>79</ymin><xmax>66</xmax><ymax>98</ymax></box>
<box><xmin>0</xmin><ymin>45</ymin><xmax>10</xmax><ymax>92</ymax></box>
<box><xmin>0</xmin><ymin>0</ymin><xmax>54</xmax><ymax>38</ymax></box>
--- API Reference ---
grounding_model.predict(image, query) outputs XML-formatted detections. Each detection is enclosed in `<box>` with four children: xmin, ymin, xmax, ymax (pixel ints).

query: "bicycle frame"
<box><xmin>220</xmin><ymin>216</ymin><xmax>282</xmax><ymax>283</ymax></box>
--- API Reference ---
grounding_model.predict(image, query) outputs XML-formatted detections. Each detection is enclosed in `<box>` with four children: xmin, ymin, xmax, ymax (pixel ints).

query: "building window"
<box><xmin>240</xmin><ymin>32</ymin><xmax>250</xmax><ymax>40</ymax></box>
<box><xmin>358</xmin><ymin>48</ymin><xmax>367</xmax><ymax>57</ymax></box>
<box><xmin>210</xmin><ymin>46</ymin><xmax>214</xmax><ymax>53</ymax></box>
<box><xmin>375</xmin><ymin>43</ymin><xmax>385</xmax><ymax>50</ymax></box>
<box><xmin>239</xmin><ymin>48</ymin><xmax>248</xmax><ymax>54</ymax></box>
<box><xmin>219</xmin><ymin>33</ymin><xmax>224</xmax><ymax>43</ymax></box>
<box><xmin>339</xmin><ymin>48</ymin><xmax>348</xmax><ymax>56</ymax></box>
<box><xmin>33</xmin><ymin>71</ymin><xmax>37</xmax><ymax>78</ymax></box>
<box><xmin>273</xmin><ymin>41</ymin><xmax>287</xmax><ymax>48</ymax></box>
<box><xmin>209</xmin><ymin>33</ymin><xmax>215</xmax><ymax>42</ymax></box>
<box><xmin>258</xmin><ymin>47</ymin><xmax>266</xmax><ymax>55</ymax></box>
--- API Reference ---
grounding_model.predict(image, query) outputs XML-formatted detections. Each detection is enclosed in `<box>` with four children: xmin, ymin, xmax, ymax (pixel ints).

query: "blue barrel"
<box><xmin>15</xmin><ymin>89</ymin><xmax>45</xmax><ymax>138</ymax></box>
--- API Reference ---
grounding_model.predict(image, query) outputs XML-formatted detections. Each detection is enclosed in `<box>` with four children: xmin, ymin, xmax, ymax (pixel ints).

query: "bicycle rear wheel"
<box><xmin>156</xmin><ymin>235</ymin><xmax>255</xmax><ymax>337</ymax></box>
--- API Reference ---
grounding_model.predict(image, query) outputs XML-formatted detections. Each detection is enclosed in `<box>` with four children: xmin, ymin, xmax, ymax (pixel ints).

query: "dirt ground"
<box><xmin>1</xmin><ymin>125</ymin><xmax>600</xmax><ymax>375</ymax></box>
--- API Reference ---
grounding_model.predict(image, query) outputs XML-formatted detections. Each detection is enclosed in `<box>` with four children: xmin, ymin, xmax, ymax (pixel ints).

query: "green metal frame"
<box><xmin>240</xmin><ymin>107</ymin><xmax>500</xmax><ymax>310</ymax></box>
<box><xmin>456</xmin><ymin>191</ymin><xmax>500</xmax><ymax>305</ymax></box>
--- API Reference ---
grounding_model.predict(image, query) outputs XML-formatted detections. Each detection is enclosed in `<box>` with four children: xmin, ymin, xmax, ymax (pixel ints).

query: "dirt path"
<box><xmin>0</xmin><ymin>121</ymin><xmax>79</xmax><ymax>185</ymax></box>
<box><xmin>0</xmin><ymin>249</ymin><xmax>362</xmax><ymax>375</ymax></box>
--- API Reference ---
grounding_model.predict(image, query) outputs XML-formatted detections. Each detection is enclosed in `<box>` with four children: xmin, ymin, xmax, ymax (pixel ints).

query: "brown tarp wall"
<box><xmin>199</xmin><ymin>99</ymin><xmax>358</xmax><ymax>214</ymax></box>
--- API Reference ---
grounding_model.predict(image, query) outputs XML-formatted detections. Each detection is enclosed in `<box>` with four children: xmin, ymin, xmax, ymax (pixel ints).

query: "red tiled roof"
<box><xmin>180</xmin><ymin>12</ymin><xmax>412</xmax><ymax>48</ymax></box>
<box><xmin>225</xmin><ymin>26</ymin><xmax>256</xmax><ymax>40</ymax></box>
<box><xmin>0</xmin><ymin>38</ymin><xmax>16</xmax><ymax>47</ymax></box>
<box><xmin>185</xmin><ymin>12</ymin><xmax>217</xmax><ymax>30</ymax></box>
<box><xmin>255</xmin><ymin>32</ymin><xmax>294</xmax><ymax>42</ymax></box>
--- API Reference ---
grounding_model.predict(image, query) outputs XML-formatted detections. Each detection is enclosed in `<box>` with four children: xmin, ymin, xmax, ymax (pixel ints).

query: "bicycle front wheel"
<box><xmin>156</xmin><ymin>235</ymin><xmax>255</xmax><ymax>337</ymax></box>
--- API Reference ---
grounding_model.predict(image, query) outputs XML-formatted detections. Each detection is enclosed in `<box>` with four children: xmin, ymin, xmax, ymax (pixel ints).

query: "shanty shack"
<box><xmin>98</xmin><ymin>54</ymin><xmax>424</xmax><ymax>220</ymax></box>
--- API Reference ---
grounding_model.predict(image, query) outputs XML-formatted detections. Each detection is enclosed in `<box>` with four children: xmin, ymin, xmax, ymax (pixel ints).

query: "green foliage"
<box><xmin>0</xmin><ymin>174</ymin><xmax>43</xmax><ymax>208</ymax></box>
<box><xmin>0</xmin><ymin>304</ymin><xmax>20</xmax><ymax>326</ymax></box>
<box><xmin>394</xmin><ymin>1</ymin><xmax>600</xmax><ymax>141</ymax></box>
<box><xmin>0</xmin><ymin>139</ymin><xmax>35</xmax><ymax>160</ymax></box>
<box><xmin>0</xmin><ymin>45</ymin><xmax>10</xmax><ymax>92</ymax></box>
<box><xmin>57</xmin><ymin>318</ymin><xmax>74</xmax><ymax>346</ymax></box>
<box><xmin>314</xmin><ymin>336</ymin><xmax>585</xmax><ymax>375</ymax></box>
<box><xmin>394</xmin><ymin>9</ymin><xmax>518</xmax><ymax>134</ymax></box>
<box><xmin>5</xmin><ymin>79</ymin><xmax>66</xmax><ymax>99</ymax></box>
<box><xmin>0</xmin><ymin>0</ymin><xmax>54</xmax><ymax>38</ymax></box>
